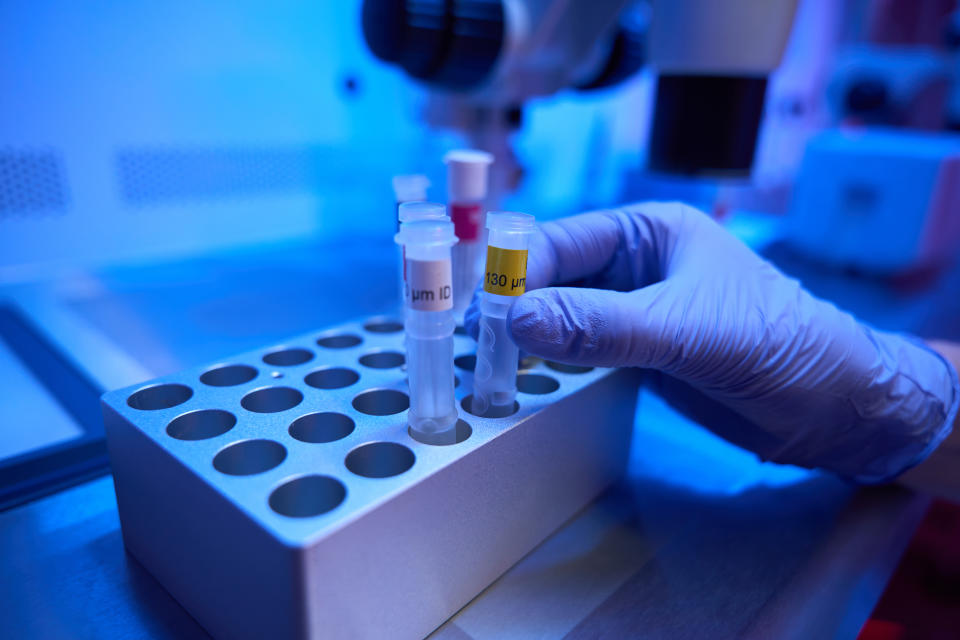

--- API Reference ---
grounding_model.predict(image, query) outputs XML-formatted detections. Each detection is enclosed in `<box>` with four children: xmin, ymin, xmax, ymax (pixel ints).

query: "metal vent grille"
<box><xmin>116</xmin><ymin>147</ymin><xmax>345</xmax><ymax>206</ymax></box>
<box><xmin>0</xmin><ymin>150</ymin><xmax>68</xmax><ymax>216</ymax></box>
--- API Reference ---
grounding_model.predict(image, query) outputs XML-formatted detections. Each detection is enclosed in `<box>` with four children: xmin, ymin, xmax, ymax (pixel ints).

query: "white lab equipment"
<box><xmin>364</xmin><ymin>0</ymin><xmax>799</xmax><ymax>181</ymax></box>
<box><xmin>444</xmin><ymin>149</ymin><xmax>493</xmax><ymax>316</ymax></box>
<box><xmin>471</xmin><ymin>211</ymin><xmax>535</xmax><ymax>418</ymax></box>
<box><xmin>395</xmin><ymin>218</ymin><xmax>459</xmax><ymax>443</ymax></box>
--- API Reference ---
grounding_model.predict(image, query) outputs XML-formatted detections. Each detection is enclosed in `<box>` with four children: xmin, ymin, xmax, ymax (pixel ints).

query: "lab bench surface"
<box><xmin>0</xmin><ymin>232</ymin><xmax>951</xmax><ymax>639</ymax></box>
<box><xmin>0</xmin><ymin>412</ymin><xmax>927</xmax><ymax>640</ymax></box>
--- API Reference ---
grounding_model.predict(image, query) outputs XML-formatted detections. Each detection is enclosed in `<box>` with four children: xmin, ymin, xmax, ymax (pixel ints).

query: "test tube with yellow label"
<box><xmin>471</xmin><ymin>212</ymin><xmax>535</xmax><ymax>418</ymax></box>
<box><xmin>395</xmin><ymin>218</ymin><xmax>460</xmax><ymax>443</ymax></box>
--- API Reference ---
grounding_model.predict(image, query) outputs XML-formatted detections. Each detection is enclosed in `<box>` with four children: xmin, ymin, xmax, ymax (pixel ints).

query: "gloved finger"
<box><xmin>463</xmin><ymin>280</ymin><xmax>533</xmax><ymax>364</ymax></box>
<box><xmin>507</xmin><ymin>284</ymin><xmax>679</xmax><ymax>369</ymax></box>
<box><xmin>468</xmin><ymin>201</ymin><xmax>705</xmax><ymax>340</ymax></box>
<box><xmin>526</xmin><ymin>201</ymin><xmax>699</xmax><ymax>292</ymax></box>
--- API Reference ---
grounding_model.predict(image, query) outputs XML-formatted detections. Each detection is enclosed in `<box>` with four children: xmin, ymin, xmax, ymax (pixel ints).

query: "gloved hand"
<box><xmin>465</xmin><ymin>202</ymin><xmax>959</xmax><ymax>483</ymax></box>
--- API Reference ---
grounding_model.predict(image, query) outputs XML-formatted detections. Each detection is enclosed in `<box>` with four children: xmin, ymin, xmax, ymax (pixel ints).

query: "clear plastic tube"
<box><xmin>444</xmin><ymin>150</ymin><xmax>493</xmax><ymax>318</ymax></box>
<box><xmin>452</xmin><ymin>238</ymin><xmax>485</xmax><ymax>316</ymax></box>
<box><xmin>396</xmin><ymin>202</ymin><xmax>448</xmax><ymax>313</ymax></box>
<box><xmin>395</xmin><ymin>219</ymin><xmax>459</xmax><ymax>442</ymax></box>
<box><xmin>472</xmin><ymin>212</ymin><xmax>535</xmax><ymax>417</ymax></box>
<box><xmin>398</xmin><ymin>201</ymin><xmax>446</xmax><ymax>226</ymax></box>
<box><xmin>392</xmin><ymin>175</ymin><xmax>430</xmax><ymax>213</ymax></box>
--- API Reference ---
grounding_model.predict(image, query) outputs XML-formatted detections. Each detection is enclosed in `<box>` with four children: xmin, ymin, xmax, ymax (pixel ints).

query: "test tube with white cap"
<box><xmin>395</xmin><ymin>202</ymin><xmax>449</xmax><ymax>310</ymax></box>
<box><xmin>395</xmin><ymin>218</ymin><xmax>459</xmax><ymax>443</ymax></box>
<box><xmin>398</xmin><ymin>201</ymin><xmax>447</xmax><ymax>225</ymax></box>
<box><xmin>471</xmin><ymin>212</ymin><xmax>535</xmax><ymax>418</ymax></box>
<box><xmin>444</xmin><ymin>149</ymin><xmax>494</xmax><ymax>316</ymax></box>
<box><xmin>392</xmin><ymin>175</ymin><xmax>430</xmax><ymax>220</ymax></box>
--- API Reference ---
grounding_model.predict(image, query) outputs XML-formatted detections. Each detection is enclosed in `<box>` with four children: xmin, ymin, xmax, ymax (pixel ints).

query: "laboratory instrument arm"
<box><xmin>897</xmin><ymin>341</ymin><xmax>960</xmax><ymax>501</ymax></box>
<box><xmin>464</xmin><ymin>202</ymin><xmax>959</xmax><ymax>484</ymax></box>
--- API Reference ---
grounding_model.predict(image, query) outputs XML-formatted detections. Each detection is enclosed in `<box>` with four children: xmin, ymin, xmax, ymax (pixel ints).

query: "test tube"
<box><xmin>398</xmin><ymin>201</ymin><xmax>447</xmax><ymax>225</ymax></box>
<box><xmin>395</xmin><ymin>218</ymin><xmax>459</xmax><ymax>443</ymax></box>
<box><xmin>444</xmin><ymin>150</ymin><xmax>494</xmax><ymax>317</ymax></box>
<box><xmin>392</xmin><ymin>175</ymin><xmax>430</xmax><ymax>222</ymax></box>
<box><xmin>395</xmin><ymin>202</ymin><xmax>448</xmax><ymax>311</ymax></box>
<box><xmin>471</xmin><ymin>212</ymin><xmax>535</xmax><ymax>418</ymax></box>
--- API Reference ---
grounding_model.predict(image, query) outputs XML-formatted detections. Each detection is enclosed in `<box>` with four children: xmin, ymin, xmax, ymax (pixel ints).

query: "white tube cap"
<box><xmin>486</xmin><ymin>211</ymin><xmax>534</xmax><ymax>233</ymax></box>
<box><xmin>395</xmin><ymin>219</ymin><xmax>458</xmax><ymax>248</ymax></box>
<box><xmin>443</xmin><ymin>149</ymin><xmax>494</xmax><ymax>202</ymax></box>
<box><xmin>392</xmin><ymin>175</ymin><xmax>430</xmax><ymax>203</ymax></box>
<box><xmin>398</xmin><ymin>201</ymin><xmax>447</xmax><ymax>223</ymax></box>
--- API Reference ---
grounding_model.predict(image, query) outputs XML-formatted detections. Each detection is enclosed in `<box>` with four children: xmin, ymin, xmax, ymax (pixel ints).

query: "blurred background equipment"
<box><xmin>785</xmin><ymin>128</ymin><xmax>960</xmax><ymax>274</ymax></box>
<box><xmin>362</xmin><ymin>0</ymin><xmax>644</xmax><ymax>201</ymax></box>
<box><xmin>645</xmin><ymin>0</ymin><xmax>799</xmax><ymax>175</ymax></box>
<box><xmin>780</xmin><ymin>0</ymin><xmax>960</xmax><ymax>275</ymax></box>
<box><xmin>361</xmin><ymin>0</ymin><xmax>799</xmax><ymax>190</ymax></box>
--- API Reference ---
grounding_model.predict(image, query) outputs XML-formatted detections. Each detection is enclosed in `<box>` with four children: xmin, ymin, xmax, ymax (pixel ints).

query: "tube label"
<box><xmin>483</xmin><ymin>247</ymin><xmax>528</xmax><ymax>296</ymax></box>
<box><xmin>451</xmin><ymin>203</ymin><xmax>483</xmax><ymax>242</ymax></box>
<box><xmin>406</xmin><ymin>259</ymin><xmax>453</xmax><ymax>311</ymax></box>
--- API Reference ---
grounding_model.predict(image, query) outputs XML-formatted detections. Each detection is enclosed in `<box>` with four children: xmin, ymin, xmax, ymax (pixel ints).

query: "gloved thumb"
<box><xmin>508</xmin><ymin>285</ymin><xmax>675</xmax><ymax>369</ymax></box>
